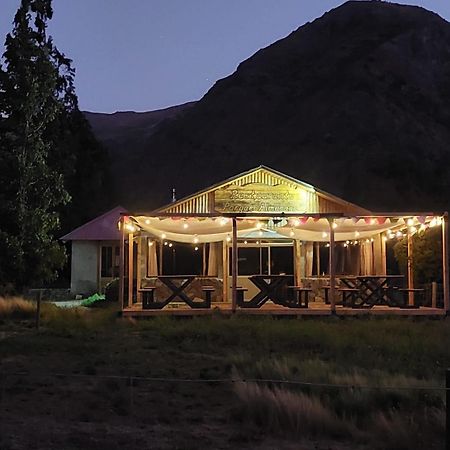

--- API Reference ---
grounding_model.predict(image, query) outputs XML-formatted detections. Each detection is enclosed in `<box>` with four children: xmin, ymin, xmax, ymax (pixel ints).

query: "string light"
<box><xmin>226</xmin><ymin>235</ymin><xmax>231</xmax><ymax>242</ymax></box>
<box><xmin>164</xmin><ymin>241</ymin><xmax>168</xmax><ymax>246</ymax></box>
<box><xmin>355</xmin><ymin>231</ymin><xmax>360</xmax><ymax>237</ymax></box>
<box><xmin>332</xmin><ymin>222</ymin><xmax>338</xmax><ymax>229</ymax></box>
<box><xmin>256</xmin><ymin>222</ymin><xmax>263</xmax><ymax>229</ymax></box>
<box><xmin>194</xmin><ymin>246</ymin><xmax>199</xmax><ymax>251</ymax></box>
<box><xmin>244</xmin><ymin>240</ymin><xmax>248</xmax><ymax>244</ymax></box>
<box><xmin>183</xmin><ymin>222</ymin><xmax>189</xmax><ymax>229</ymax></box>
<box><xmin>220</xmin><ymin>218</ymin><xmax>229</xmax><ymax>226</ymax></box>
<box><xmin>168</xmin><ymin>243</ymin><xmax>173</xmax><ymax>248</ymax></box>
<box><xmin>322</xmin><ymin>232</ymin><xmax>328</xmax><ymax>238</ymax></box>
<box><xmin>325</xmin><ymin>243</ymin><xmax>330</xmax><ymax>247</ymax></box>
<box><xmin>193</xmin><ymin>236</ymin><xmax>199</xmax><ymax>244</ymax></box>
<box><xmin>145</xmin><ymin>219</ymin><xmax>150</xmax><ymax>225</ymax></box>
<box><xmin>258</xmin><ymin>230</ymin><xmax>263</xmax><ymax>236</ymax></box>
<box><xmin>407</xmin><ymin>218</ymin><xmax>414</xmax><ymax>227</ymax></box>
<box><xmin>148</xmin><ymin>241</ymin><xmax>154</xmax><ymax>247</ymax></box>
<box><xmin>396</xmin><ymin>231</ymin><xmax>403</xmax><ymax>238</ymax></box>
<box><xmin>161</xmin><ymin>233</ymin><xmax>166</xmax><ymax>239</ymax></box>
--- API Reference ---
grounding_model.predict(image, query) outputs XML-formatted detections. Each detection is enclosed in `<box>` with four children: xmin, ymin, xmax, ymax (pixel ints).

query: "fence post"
<box><xmin>447</xmin><ymin>368</ymin><xmax>449</xmax><ymax>450</ymax></box>
<box><xmin>35</xmin><ymin>290</ymin><xmax>42</xmax><ymax>330</ymax></box>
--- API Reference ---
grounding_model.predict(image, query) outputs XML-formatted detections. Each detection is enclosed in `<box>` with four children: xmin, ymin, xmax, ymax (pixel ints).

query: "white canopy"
<box><xmin>129</xmin><ymin>215</ymin><xmax>441</xmax><ymax>243</ymax></box>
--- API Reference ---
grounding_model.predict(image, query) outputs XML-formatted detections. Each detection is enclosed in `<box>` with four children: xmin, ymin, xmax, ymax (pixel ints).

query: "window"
<box><xmin>101</xmin><ymin>246</ymin><xmax>113</xmax><ymax>277</ymax></box>
<box><xmin>230</xmin><ymin>244</ymin><xmax>292</xmax><ymax>276</ymax></box>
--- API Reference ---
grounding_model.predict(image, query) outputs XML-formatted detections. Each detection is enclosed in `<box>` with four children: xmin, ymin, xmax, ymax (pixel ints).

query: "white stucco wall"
<box><xmin>71</xmin><ymin>240</ymin><xmax>98</xmax><ymax>295</ymax></box>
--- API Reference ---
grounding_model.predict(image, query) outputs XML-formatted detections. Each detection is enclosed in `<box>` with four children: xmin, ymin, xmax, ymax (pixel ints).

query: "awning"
<box><xmin>128</xmin><ymin>214</ymin><xmax>443</xmax><ymax>243</ymax></box>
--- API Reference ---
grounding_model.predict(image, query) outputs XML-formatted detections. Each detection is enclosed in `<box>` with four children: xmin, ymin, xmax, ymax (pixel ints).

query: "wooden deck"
<box><xmin>122</xmin><ymin>301</ymin><xmax>447</xmax><ymax>317</ymax></box>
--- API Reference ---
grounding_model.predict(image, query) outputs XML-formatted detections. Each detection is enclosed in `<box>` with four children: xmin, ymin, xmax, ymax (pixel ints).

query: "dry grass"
<box><xmin>0</xmin><ymin>296</ymin><xmax>35</xmax><ymax>319</ymax></box>
<box><xmin>233</xmin><ymin>373</ymin><xmax>354</xmax><ymax>438</ymax></box>
<box><xmin>231</xmin><ymin>358</ymin><xmax>446</xmax><ymax>448</ymax></box>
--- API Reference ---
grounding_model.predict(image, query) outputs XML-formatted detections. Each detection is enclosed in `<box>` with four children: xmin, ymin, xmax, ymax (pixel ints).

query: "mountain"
<box><xmin>88</xmin><ymin>1</ymin><xmax>450</xmax><ymax>213</ymax></box>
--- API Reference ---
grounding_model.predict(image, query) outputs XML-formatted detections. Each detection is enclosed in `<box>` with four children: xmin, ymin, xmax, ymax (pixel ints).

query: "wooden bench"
<box><xmin>397</xmin><ymin>288</ymin><xmax>424</xmax><ymax>308</ymax></box>
<box><xmin>288</xmin><ymin>286</ymin><xmax>311</xmax><ymax>308</ymax></box>
<box><xmin>337</xmin><ymin>288</ymin><xmax>359</xmax><ymax>307</ymax></box>
<box><xmin>201</xmin><ymin>286</ymin><xmax>215</xmax><ymax>308</ymax></box>
<box><xmin>323</xmin><ymin>286</ymin><xmax>340</xmax><ymax>305</ymax></box>
<box><xmin>139</xmin><ymin>287</ymin><xmax>156</xmax><ymax>309</ymax></box>
<box><xmin>235</xmin><ymin>287</ymin><xmax>248</xmax><ymax>307</ymax></box>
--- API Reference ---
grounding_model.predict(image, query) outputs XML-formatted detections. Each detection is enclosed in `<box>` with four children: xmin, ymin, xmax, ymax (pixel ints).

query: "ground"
<box><xmin>0</xmin><ymin>304</ymin><xmax>448</xmax><ymax>449</ymax></box>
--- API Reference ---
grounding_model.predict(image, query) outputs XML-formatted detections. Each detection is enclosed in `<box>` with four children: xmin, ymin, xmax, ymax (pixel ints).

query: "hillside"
<box><xmin>89</xmin><ymin>1</ymin><xmax>450</xmax><ymax>212</ymax></box>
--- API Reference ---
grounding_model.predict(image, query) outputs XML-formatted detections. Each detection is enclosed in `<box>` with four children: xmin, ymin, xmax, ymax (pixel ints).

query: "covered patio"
<box><xmin>118</xmin><ymin>166</ymin><xmax>449</xmax><ymax>317</ymax></box>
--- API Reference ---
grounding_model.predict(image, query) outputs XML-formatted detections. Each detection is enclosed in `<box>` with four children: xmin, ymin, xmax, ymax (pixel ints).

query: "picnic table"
<box><xmin>238</xmin><ymin>275</ymin><xmax>294</xmax><ymax>308</ymax></box>
<box><xmin>141</xmin><ymin>275</ymin><xmax>212</xmax><ymax>309</ymax></box>
<box><xmin>339</xmin><ymin>275</ymin><xmax>404</xmax><ymax>307</ymax></box>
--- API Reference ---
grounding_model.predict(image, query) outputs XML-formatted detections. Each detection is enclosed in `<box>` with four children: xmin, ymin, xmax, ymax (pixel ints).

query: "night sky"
<box><xmin>1</xmin><ymin>0</ymin><xmax>449</xmax><ymax>113</ymax></box>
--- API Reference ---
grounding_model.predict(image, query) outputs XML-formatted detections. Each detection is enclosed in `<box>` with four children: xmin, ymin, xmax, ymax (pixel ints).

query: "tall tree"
<box><xmin>0</xmin><ymin>0</ymin><xmax>110</xmax><ymax>289</ymax></box>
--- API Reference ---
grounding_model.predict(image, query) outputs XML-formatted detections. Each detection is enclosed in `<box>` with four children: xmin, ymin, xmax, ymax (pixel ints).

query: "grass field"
<box><xmin>0</xmin><ymin>297</ymin><xmax>448</xmax><ymax>449</ymax></box>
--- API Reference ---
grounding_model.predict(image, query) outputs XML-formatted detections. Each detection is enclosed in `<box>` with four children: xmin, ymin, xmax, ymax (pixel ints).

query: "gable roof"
<box><xmin>154</xmin><ymin>165</ymin><xmax>370</xmax><ymax>215</ymax></box>
<box><xmin>60</xmin><ymin>206</ymin><xmax>127</xmax><ymax>241</ymax></box>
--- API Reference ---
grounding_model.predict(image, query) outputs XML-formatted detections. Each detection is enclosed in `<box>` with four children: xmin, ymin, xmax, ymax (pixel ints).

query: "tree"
<box><xmin>0</xmin><ymin>0</ymin><xmax>109</xmax><ymax>289</ymax></box>
<box><xmin>393</xmin><ymin>227</ymin><xmax>442</xmax><ymax>285</ymax></box>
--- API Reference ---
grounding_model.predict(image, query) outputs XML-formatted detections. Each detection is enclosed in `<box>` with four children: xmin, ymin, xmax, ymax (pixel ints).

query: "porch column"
<box><xmin>293</xmin><ymin>240</ymin><xmax>303</xmax><ymax>286</ymax></box>
<box><xmin>128</xmin><ymin>232</ymin><xmax>134</xmax><ymax>305</ymax></box>
<box><xmin>407</xmin><ymin>228</ymin><xmax>414</xmax><ymax>306</ymax></box>
<box><xmin>119</xmin><ymin>216</ymin><xmax>125</xmax><ymax>309</ymax></box>
<box><xmin>158</xmin><ymin>240</ymin><xmax>163</xmax><ymax>275</ymax></box>
<box><xmin>315</xmin><ymin>242</ymin><xmax>320</xmax><ymax>276</ymax></box>
<box><xmin>222</xmin><ymin>239</ymin><xmax>229</xmax><ymax>302</ymax></box>
<box><xmin>231</xmin><ymin>217</ymin><xmax>238</xmax><ymax>312</ymax></box>
<box><xmin>442</xmin><ymin>213</ymin><xmax>449</xmax><ymax>312</ymax></box>
<box><xmin>328</xmin><ymin>219</ymin><xmax>336</xmax><ymax>313</ymax></box>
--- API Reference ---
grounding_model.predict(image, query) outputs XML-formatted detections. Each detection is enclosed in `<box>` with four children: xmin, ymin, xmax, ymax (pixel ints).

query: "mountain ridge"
<box><xmin>85</xmin><ymin>1</ymin><xmax>450</xmax><ymax>213</ymax></box>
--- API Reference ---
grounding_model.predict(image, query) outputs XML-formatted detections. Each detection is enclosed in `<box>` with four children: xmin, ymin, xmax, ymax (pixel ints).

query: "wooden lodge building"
<box><xmin>63</xmin><ymin>166</ymin><xmax>449</xmax><ymax>316</ymax></box>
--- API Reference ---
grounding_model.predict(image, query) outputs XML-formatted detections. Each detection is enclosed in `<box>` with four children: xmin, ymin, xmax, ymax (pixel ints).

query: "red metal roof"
<box><xmin>60</xmin><ymin>206</ymin><xmax>127</xmax><ymax>241</ymax></box>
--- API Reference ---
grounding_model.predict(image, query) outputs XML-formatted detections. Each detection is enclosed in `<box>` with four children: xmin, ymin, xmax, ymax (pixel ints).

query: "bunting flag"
<box><xmin>389</xmin><ymin>217</ymin><xmax>399</xmax><ymax>224</ymax></box>
<box><xmin>377</xmin><ymin>217</ymin><xmax>387</xmax><ymax>225</ymax></box>
<box><xmin>352</xmin><ymin>217</ymin><xmax>360</xmax><ymax>224</ymax></box>
<box><xmin>417</xmin><ymin>216</ymin><xmax>426</xmax><ymax>224</ymax></box>
<box><xmin>300</xmin><ymin>217</ymin><xmax>309</xmax><ymax>224</ymax></box>
<box><xmin>364</xmin><ymin>218</ymin><xmax>372</xmax><ymax>224</ymax></box>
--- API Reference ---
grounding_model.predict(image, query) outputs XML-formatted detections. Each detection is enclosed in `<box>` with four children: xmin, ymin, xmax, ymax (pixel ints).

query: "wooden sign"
<box><xmin>214</xmin><ymin>183</ymin><xmax>306</xmax><ymax>213</ymax></box>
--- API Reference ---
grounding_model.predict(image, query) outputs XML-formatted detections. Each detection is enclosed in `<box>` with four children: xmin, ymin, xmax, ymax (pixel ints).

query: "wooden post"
<box><xmin>159</xmin><ymin>240</ymin><xmax>163</xmax><ymax>275</ymax></box>
<box><xmin>294</xmin><ymin>240</ymin><xmax>302</xmax><ymax>286</ymax></box>
<box><xmin>328</xmin><ymin>220</ymin><xmax>336</xmax><ymax>314</ymax></box>
<box><xmin>35</xmin><ymin>290</ymin><xmax>42</xmax><ymax>330</ymax></box>
<box><xmin>203</xmin><ymin>243</ymin><xmax>207</xmax><ymax>276</ymax></box>
<box><xmin>136</xmin><ymin>236</ymin><xmax>142</xmax><ymax>303</ymax></box>
<box><xmin>315</xmin><ymin>242</ymin><xmax>320</xmax><ymax>276</ymax></box>
<box><xmin>128</xmin><ymin>232</ymin><xmax>134</xmax><ymax>306</ymax></box>
<box><xmin>442</xmin><ymin>213</ymin><xmax>449</xmax><ymax>313</ymax></box>
<box><xmin>407</xmin><ymin>228</ymin><xmax>414</xmax><ymax>306</ymax></box>
<box><xmin>231</xmin><ymin>217</ymin><xmax>238</xmax><ymax>312</ymax></box>
<box><xmin>119</xmin><ymin>216</ymin><xmax>125</xmax><ymax>309</ymax></box>
<box><xmin>431</xmin><ymin>281</ymin><xmax>437</xmax><ymax>308</ymax></box>
<box><xmin>222</xmin><ymin>239</ymin><xmax>228</xmax><ymax>303</ymax></box>
<box><xmin>446</xmin><ymin>368</ymin><xmax>450</xmax><ymax>450</ymax></box>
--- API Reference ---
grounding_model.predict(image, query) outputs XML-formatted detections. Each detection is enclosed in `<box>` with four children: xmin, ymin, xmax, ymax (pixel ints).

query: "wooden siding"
<box><xmin>161</xmin><ymin>167</ymin><xmax>367</xmax><ymax>215</ymax></box>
